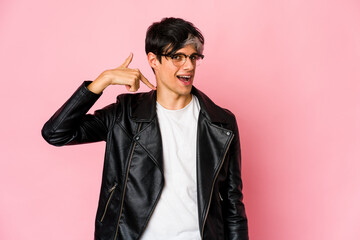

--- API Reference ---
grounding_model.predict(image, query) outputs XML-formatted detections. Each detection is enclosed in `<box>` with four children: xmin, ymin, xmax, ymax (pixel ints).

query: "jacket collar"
<box><xmin>130</xmin><ymin>86</ymin><xmax>229</xmax><ymax>124</ymax></box>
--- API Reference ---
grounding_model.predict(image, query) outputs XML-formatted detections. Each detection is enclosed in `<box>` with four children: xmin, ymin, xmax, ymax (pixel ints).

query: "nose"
<box><xmin>182</xmin><ymin>57</ymin><xmax>195</xmax><ymax>70</ymax></box>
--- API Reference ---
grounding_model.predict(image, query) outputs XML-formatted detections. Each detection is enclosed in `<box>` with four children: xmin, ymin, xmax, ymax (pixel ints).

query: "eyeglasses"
<box><xmin>159</xmin><ymin>53</ymin><xmax>204</xmax><ymax>67</ymax></box>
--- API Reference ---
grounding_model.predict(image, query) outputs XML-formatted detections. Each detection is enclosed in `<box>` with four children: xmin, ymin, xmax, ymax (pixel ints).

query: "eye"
<box><xmin>189</xmin><ymin>54</ymin><xmax>200</xmax><ymax>61</ymax></box>
<box><xmin>171</xmin><ymin>54</ymin><xmax>184</xmax><ymax>61</ymax></box>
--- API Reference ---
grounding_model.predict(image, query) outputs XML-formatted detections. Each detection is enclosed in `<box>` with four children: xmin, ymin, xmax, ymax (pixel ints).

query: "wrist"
<box><xmin>87</xmin><ymin>72</ymin><xmax>111</xmax><ymax>94</ymax></box>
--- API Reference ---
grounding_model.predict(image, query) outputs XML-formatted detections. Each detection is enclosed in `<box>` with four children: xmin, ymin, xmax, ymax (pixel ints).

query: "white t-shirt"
<box><xmin>141</xmin><ymin>95</ymin><xmax>201</xmax><ymax>240</ymax></box>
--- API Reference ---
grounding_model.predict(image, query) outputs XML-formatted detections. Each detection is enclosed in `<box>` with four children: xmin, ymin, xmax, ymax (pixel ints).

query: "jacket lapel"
<box><xmin>136</xmin><ymin>117</ymin><xmax>164</xmax><ymax>173</ymax></box>
<box><xmin>196</xmin><ymin>112</ymin><xmax>234</xmax><ymax>226</ymax></box>
<box><xmin>130</xmin><ymin>90</ymin><xmax>164</xmax><ymax>172</ymax></box>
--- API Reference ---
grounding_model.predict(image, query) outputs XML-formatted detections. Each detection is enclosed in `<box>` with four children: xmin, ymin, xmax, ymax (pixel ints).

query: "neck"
<box><xmin>156</xmin><ymin>86</ymin><xmax>192</xmax><ymax>110</ymax></box>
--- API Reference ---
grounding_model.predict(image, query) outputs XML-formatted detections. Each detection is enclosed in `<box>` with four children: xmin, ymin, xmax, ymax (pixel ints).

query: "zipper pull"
<box><xmin>108</xmin><ymin>182</ymin><xmax>118</xmax><ymax>192</ymax></box>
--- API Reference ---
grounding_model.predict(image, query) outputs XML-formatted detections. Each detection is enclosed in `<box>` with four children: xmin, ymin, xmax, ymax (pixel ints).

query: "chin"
<box><xmin>178</xmin><ymin>86</ymin><xmax>193</xmax><ymax>96</ymax></box>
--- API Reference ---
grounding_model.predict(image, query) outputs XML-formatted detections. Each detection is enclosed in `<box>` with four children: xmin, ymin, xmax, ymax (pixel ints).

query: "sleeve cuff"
<box><xmin>82</xmin><ymin>80</ymin><xmax>103</xmax><ymax>95</ymax></box>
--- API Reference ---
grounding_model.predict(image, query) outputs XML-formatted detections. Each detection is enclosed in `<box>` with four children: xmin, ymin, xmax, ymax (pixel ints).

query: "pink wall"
<box><xmin>1</xmin><ymin>0</ymin><xmax>360</xmax><ymax>239</ymax></box>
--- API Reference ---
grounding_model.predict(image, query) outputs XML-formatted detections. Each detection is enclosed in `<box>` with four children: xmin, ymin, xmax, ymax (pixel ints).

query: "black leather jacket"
<box><xmin>42</xmin><ymin>81</ymin><xmax>248</xmax><ymax>240</ymax></box>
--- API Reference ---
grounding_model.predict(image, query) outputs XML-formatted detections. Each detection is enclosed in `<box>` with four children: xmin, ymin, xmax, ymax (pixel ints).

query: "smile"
<box><xmin>177</xmin><ymin>75</ymin><xmax>192</xmax><ymax>82</ymax></box>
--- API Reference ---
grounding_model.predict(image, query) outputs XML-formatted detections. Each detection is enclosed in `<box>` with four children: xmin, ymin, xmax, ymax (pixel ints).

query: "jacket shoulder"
<box><xmin>114</xmin><ymin>90</ymin><xmax>154</xmax><ymax>110</ymax></box>
<box><xmin>193</xmin><ymin>87</ymin><xmax>237</xmax><ymax>126</ymax></box>
<box><xmin>115</xmin><ymin>90</ymin><xmax>151</xmax><ymax>103</ymax></box>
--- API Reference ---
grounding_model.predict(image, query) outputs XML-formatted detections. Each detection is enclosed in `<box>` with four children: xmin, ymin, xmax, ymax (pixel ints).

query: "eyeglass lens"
<box><xmin>171</xmin><ymin>54</ymin><xmax>203</xmax><ymax>67</ymax></box>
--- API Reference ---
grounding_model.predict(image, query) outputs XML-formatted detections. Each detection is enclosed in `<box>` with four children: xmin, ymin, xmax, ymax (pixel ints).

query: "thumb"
<box><xmin>118</xmin><ymin>53</ymin><xmax>133</xmax><ymax>68</ymax></box>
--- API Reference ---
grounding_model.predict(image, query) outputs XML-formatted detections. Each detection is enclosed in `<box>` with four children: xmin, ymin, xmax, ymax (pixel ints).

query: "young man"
<box><xmin>42</xmin><ymin>17</ymin><xmax>248</xmax><ymax>240</ymax></box>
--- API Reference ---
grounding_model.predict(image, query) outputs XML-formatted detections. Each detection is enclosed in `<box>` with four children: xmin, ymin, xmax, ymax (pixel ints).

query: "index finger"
<box><xmin>140</xmin><ymin>73</ymin><xmax>156</xmax><ymax>90</ymax></box>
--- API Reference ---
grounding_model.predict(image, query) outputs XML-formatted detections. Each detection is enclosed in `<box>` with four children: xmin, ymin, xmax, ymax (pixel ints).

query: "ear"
<box><xmin>147</xmin><ymin>52</ymin><xmax>159</xmax><ymax>70</ymax></box>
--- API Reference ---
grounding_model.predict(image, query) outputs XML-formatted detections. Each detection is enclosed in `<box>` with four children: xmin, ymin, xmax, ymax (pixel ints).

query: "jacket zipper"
<box><xmin>201</xmin><ymin>133</ymin><xmax>234</xmax><ymax>239</ymax></box>
<box><xmin>100</xmin><ymin>182</ymin><xmax>118</xmax><ymax>222</ymax></box>
<box><xmin>114</xmin><ymin>123</ymin><xmax>142</xmax><ymax>240</ymax></box>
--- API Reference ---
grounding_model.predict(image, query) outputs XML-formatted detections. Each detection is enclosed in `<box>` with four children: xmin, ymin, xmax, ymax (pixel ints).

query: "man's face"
<box><xmin>155</xmin><ymin>44</ymin><xmax>198</xmax><ymax>98</ymax></box>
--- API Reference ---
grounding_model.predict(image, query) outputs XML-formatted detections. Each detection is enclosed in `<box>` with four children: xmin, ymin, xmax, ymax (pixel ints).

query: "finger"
<box><xmin>127</xmin><ymin>83</ymin><xmax>139</xmax><ymax>92</ymax></box>
<box><xmin>125</xmin><ymin>84</ymin><xmax>137</xmax><ymax>92</ymax></box>
<box><xmin>119</xmin><ymin>53</ymin><xmax>133</xmax><ymax>68</ymax></box>
<box><xmin>140</xmin><ymin>73</ymin><xmax>156</xmax><ymax>90</ymax></box>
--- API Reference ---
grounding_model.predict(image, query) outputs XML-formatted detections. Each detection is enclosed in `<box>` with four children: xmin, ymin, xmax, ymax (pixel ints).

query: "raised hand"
<box><xmin>88</xmin><ymin>53</ymin><xmax>156</xmax><ymax>94</ymax></box>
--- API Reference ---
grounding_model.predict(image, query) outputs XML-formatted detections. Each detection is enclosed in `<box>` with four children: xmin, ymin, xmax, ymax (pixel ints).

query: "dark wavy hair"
<box><xmin>145</xmin><ymin>17</ymin><xmax>204</xmax><ymax>63</ymax></box>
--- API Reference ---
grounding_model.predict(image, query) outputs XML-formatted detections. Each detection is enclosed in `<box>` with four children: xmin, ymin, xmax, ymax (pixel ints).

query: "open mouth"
<box><xmin>177</xmin><ymin>75</ymin><xmax>192</xmax><ymax>82</ymax></box>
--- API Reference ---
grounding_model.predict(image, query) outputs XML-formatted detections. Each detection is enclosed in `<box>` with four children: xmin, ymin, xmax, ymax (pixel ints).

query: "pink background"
<box><xmin>1</xmin><ymin>0</ymin><xmax>360</xmax><ymax>239</ymax></box>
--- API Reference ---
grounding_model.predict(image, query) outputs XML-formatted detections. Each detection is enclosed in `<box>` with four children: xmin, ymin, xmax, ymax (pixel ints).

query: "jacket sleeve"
<box><xmin>222</xmin><ymin>115</ymin><xmax>249</xmax><ymax>239</ymax></box>
<box><xmin>41</xmin><ymin>81</ymin><xmax>118</xmax><ymax>146</ymax></box>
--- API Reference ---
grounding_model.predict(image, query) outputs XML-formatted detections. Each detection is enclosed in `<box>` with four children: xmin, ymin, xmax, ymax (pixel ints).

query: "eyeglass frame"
<box><xmin>158</xmin><ymin>53</ymin><xmax>205</xmax><ymax>67</ymax></box>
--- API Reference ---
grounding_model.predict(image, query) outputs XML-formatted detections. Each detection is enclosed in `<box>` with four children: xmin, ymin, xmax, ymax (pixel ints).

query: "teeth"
<box><xmin>177</xmin><ymin>75</ymin><xmax>191</xmax><ymax>82</ymax></box>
